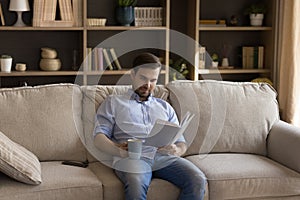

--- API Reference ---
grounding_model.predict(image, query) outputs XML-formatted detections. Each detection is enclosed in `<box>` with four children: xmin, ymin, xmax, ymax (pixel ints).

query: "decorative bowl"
<box><xmin>41</xmin><ymin>48</ymin><xmax>57</xmax><ymax>59</ymax></box>
<box><xmin>87</xmin><ymin>18</ymin><xmax>107</xmax><ymax>26</ymax></box>
<box><xmin>39</xmin><ymin>59</ymin><xmax>61</xmax><ymax>71</ymax></box>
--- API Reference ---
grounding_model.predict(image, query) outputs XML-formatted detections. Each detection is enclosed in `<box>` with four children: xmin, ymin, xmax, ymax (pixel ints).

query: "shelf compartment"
<box><xmin>198</xmin><ymin>68</ymin><xmax>270</xmax><ymax>75</ymax></box>
<box><xmin>0</xmin><ymin>27</ymin><xmax>84</xmax><ymax>31</ymax></box>
<box><xmin>198</xmin><ymin>26</ymin><xmax>272</xmax><ymax>31</ymax></box>
<box><xmin>0</xmin><ymin>71</ymin><xmax>83</xmax><ymax>77</ymax></box>
<box><xmin>86</xmin><ymin>26</ymin><xmax>168</xmax><ymax>31</ymax></box>
<box><xmin>85</xmin><ymin>69</ymin><xmax>166</xmax><ymax>75</ymax></box>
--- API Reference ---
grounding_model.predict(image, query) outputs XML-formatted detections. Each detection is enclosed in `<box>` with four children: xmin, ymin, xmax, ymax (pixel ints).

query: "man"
<box><xmin>94</xmin><ymin>53</ymin><xmax>206</xmax><ymax>200</ymax></box>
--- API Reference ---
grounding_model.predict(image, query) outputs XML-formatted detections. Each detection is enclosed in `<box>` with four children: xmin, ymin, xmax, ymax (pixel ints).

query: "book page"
<box><xmin>143</xmin><ymin>112</ymin><xmax>194</xmax><ymax>147</ymax></box>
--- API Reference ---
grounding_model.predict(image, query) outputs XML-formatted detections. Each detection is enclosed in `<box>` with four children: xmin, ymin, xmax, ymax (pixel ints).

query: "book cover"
<box><xmin>143</xmin><ymin>112</ymin><xmax>195</xmax><ymax>147</ymax></box>
<box><xmin>258</xmin><ymin>46</ymin><xmax>264</xmax><ymax>69</ymax></box>
<box><xmin>109</xmin><ymin>48</ymin><xmax>122</xmax><ymax>70</ymax></box>
<box><xmin>72</xmin><ymin>0</ymin><xmax>83</xmax><ymax>26</ymax></box>
<box><xmin>102</xmin><ymin>48</ymin><xmax>114</xmax><ymax>70</ymax></box>
<box><xmin>96</xmin><ymin>48</ymin><xmax>104</xmax><ymax>71</ymax></box>
<box><xmin>0</xmin><ymin>3</ymin><xmax>5</xmax><ymax>26</ymax></box>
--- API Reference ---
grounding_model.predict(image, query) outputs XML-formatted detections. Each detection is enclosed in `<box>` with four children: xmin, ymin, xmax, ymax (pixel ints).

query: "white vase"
<box><xmin>1</xmin><ymin>58</ymin><xmax>13</xmax><ymax>73</ymax></box>
<box><xmin>222</xmin><ymin>58</ymin><xmax>229</xmax><ymax>67</ymax></box>
<box><xmin>250</xmin><ymin>13</ymin><xmax>264</xmax><ymax>26</ymax></box>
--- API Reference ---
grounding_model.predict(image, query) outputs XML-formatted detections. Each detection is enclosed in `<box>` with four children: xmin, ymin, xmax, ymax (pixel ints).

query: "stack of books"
<box><xmin>33</xmin><ymin>0</ymin><xmax>83</xmax><ymax>27</ymax></box>
<box><xmin>134</xmin><ymin>7</ymin><xmax>163</xmax><ymax>27</ymax></box>
<box><xmin>242</xmin><ymin>46</ymin><xmax>264</xmax><ymax>69</ymax></box>
<box><xmin>86</xmin><ymin>48</ymin><xmax>122</xmax><ymax>71</ymax></box>
<box><xmin>199</xmin><ymin>19</ymin><xmax>226</xmax><ymax>27</ymax></box>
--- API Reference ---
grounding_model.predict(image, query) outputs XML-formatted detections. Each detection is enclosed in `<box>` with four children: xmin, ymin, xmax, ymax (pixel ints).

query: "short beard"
<box><xmin>135</xmin><ymin>88</ymin><xmax>151</xmax><ymax>101</ymax></box>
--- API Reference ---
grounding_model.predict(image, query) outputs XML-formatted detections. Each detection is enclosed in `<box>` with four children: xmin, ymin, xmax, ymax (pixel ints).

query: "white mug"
<box><xmin>127</xmin><ymin>139</ymin><xmax>142</xmax><ymax>159</ymax></box>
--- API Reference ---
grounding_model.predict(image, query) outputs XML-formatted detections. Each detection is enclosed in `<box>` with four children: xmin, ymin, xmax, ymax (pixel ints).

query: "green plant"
<box><xmin>211</xmin><ymin>53</ymin><xmax>218</xmax><ymax>62</ymax></box>
<box><xmin>169</xmin><ymin>58</ymin><xmax>189</xmax><ymax>81</ymax></box>
<box><xmin>244</xmin><ymin>3</ymin><xmax>266</xmax><ymax>15</ymax></box>
<box><xmin>117</xmin><ymin>0</ymin><xmax>137</xmax><ymax>7</ymax></box>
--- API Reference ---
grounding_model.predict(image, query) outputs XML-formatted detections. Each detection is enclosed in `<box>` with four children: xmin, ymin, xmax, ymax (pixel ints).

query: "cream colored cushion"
<box><xmin>187</xmin><ymin>154</ymin><xmax>300</xmax><ymax>200</ymax></box>
<box><xmin>0</xmin><ymin>131</ymin><xmax>41</xmax><ymax>185</ymax></box>
<box><xmin>0</xmin><ymin>84</ymin><xmax>86</xmax><ymax>162</ymax></box>
<box><xmin>167</xmin><ymin>80</ymin><xmax>279</xmax><ymax>156</ymax></box>
<box><xmin>0</xmin><ymin>162</ymin><xmax>103</xmax><ymax>200</ymax></box>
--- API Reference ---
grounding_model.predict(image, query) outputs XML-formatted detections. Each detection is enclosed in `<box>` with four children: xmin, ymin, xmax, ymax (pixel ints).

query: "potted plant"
<box><xmin>115</xmin><ymin>0</ymin><xmax>137</xmax><ymax>26</ymax></box>
<box><xmin>244</xmin><ymin>3</ymin><xmax>266</xmax><ymax>26</ymax></box>
<box><xmin>0</xmin><ymin>55</ymin><xmax>13</xmax><ymax>73</ymax></box>
<box><xmin>169</xmin><ymin>58</ymin><xmax>189</xmax><ymax>81</ymax></box>
<box><xmin>211</xmin><ymin>53</ymin><xmax>219</xmax><ymax>68</ymax></box>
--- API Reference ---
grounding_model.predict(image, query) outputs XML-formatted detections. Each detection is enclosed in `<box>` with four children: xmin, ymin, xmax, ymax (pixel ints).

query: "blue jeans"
<box><xmin>114</xmin><ymin>154</ymin><xmax>206</xmax><ymax>200</ymax></box>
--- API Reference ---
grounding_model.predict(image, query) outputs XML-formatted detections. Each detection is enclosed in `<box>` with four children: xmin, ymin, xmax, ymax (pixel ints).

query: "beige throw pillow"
<box><xmin>0</xmin><ymin>131</ymin><xmax>42</xmax><ymax>185</ymax></box>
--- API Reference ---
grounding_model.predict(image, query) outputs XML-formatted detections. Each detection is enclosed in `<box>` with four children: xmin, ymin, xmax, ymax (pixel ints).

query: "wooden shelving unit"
<box><xmin>0</xmin><ymin>0</ymin><xmax>170</xmax><ymax>88</ymax></box>
<box><xmin>187</xmin><ymin>0</ymin><xmax>278</xmax><ymax>82</ymax></box>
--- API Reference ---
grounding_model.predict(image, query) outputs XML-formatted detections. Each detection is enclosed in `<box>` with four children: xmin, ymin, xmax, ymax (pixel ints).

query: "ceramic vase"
<box><xmin>250</xmin><ymin>14</ymin><xmax>264</xmax><ymax>26</ymax></box>
<box><xmin>1</xmin><ymin>57</ymin><xmax>13</xmax><ymax>73</ymax></box>
<box><xmin>115</xmin><ymin>6</ymin><xmax>134</xmax><ymax>26</ymax></box>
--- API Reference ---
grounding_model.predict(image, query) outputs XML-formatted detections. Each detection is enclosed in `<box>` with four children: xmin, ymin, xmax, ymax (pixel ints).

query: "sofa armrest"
<box><xmin>267</xmin><ymin>120</ymin><xmax>300</xmax><ymax>173</ymax></box>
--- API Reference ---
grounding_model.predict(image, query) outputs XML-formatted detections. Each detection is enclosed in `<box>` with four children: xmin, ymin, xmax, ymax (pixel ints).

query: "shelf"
<box><xmin>0</xmin><ymin>69</ymin><xmax>166</xmax><ymax>78</ymax></box>
<box><xmin>85</xmin><ymin>69</ymin><xmax>166</xmax><ymax>75</ymax></box>
<box><xmin>0</xmin><ymin>71</ymin><xmax>82</xmax><ymax>77</ymax></box>
<box><xmin>198</xmin><ymin>26</ymin><xmax>273</xmax><ymax>31</ymax></box>
<box><xmin>86</xmin><ymin>26</ymin><xmax>168</xmax><ymax>31</ymax></box>
<box><xmin>0</xmin><ymin>26</ymin><xmax>167</xmax><ymax>31</ymax></box>
<box><xmin>0</xmin><ymin>26</ymin><xmax>84</xmax><ymax>31</ymax></box>
<box><xmin>198</xmin><ymin>68</ymin><xmax>271</xmax><ymax>75</ymax></box>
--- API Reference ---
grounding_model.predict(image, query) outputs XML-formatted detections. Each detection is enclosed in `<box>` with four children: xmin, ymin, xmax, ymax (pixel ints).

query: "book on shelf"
<box><xmin>0</xmin><ymin>3</ymin><xmax>5</xmax><ymax>26</ymax></box>
<box><xmin>143</xmin><ymin>111</ymin><xmax>195</xmax><ymax>147</ymax></box>
<box><xmin>102</xmin><ymin>48</ymin><xmax>114</xmax><ymax>70</ymax></box>
<box><xmin>242</xmin><ymin>46</ymin><xmax>264</xmax><ymax>69</ymax></box>
<box><xmin>85</xmin><ymin>47</ymin><xmax>123</xmax><ymax>71</ymax></box>
<box><xmin>72</xmin><ymin>0</ymin><xmax>83</xmax><ymax>26</ymax></box>
<box><xmin>199</xmin><ymin>19</ymin><xmax>226</xmax><ymax>27</ymax></box>
<box><xmin>198</xmin><ymin>46</ymin><xmax>206</xmax><ymax>69</ymax></box>
<box><xmin>109</xmin><ymin>48</ymin><xmax>122</xmax><ymax>70</ymax></box>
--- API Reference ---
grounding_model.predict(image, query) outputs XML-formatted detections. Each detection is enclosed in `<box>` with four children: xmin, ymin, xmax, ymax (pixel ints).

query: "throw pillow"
<box><xmin>0</xmin><ymin>131</ymin><xmax>42</xmax><ymax>185</ymax></box>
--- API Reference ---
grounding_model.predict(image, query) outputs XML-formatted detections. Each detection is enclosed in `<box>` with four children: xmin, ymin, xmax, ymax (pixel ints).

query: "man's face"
<box><xmin>131</xmin><ymin>66</ymin><xmax>160</xmax><ymax>100</ymax></box>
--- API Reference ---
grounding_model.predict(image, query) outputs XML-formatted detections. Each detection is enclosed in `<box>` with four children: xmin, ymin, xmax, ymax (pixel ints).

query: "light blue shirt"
<box><xmin>94</xmin><ymin>89</ymin><xmax>186</xmax><ymax>159</ymax></box>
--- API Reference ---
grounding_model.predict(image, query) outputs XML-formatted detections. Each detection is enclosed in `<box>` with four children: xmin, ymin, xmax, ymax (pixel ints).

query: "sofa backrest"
<box><xmin>167</xmin><ymin>80</ymin><xmax>280</xmax><ymax>156</ymax></box>
<box><xmin>0</xmin><ymin>84</ymin><xmax>86</xmax><ymax>162</ymax></box>
<box><xmin>81</xmin><ymin>85</ymin><xmax>169</xmax><ymax>163</ymax></box>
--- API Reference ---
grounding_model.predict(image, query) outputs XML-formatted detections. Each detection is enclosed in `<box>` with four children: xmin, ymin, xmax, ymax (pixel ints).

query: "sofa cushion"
<box><xmin>0</xmin><ymin>84</ymin><xmax>86</xmax><ymax>162</ymax></box>
<box><xmin>167</xmin><ymin>80</ymin><xmax>279</xmax><ymax>155</ymax></box>
<box><xmin>0</xmin><ymin>161</ymin><xmax>102</xmax><ymax>200</ymax></box>
<box><xmin>88</xmin><ymin>162</ymin><xmax>183</xmax><ymax>200</ymax></box>
<box><xmin>0</xmin><ymin>131</ymin><xmax>41</xmax><ymax>185</ymax></box>
<box><xmin>81</xmin><ymin>85</ymin><xmax>169</xmax><ymax>163</ymax></box>
<box><xmin>187</xmin><ymin>153</ymin><xmax>300</xmax><ymax>200</ymax></box>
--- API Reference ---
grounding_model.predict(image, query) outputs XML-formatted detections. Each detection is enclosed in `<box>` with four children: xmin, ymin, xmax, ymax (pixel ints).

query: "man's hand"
<box><xmin>158</xmin><ymin>142</ymin><xmax>187</xmax><ymax>157</ymax></box>
<box><xmin>94</xmin><ymin>134</ymin><xmax>129</xmax><ymax>158</ymax></box>
<box><xmin>116</xmin><ymin>142</ymin><xmax>129</xmax><ymax>158</ymax></box>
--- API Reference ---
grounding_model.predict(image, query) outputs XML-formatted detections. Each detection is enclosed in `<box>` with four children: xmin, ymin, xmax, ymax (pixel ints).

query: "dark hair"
<box><xmin>132</xmin><ymin>53</ymin><xmax>161</xmax><ymax>73</ymax></box>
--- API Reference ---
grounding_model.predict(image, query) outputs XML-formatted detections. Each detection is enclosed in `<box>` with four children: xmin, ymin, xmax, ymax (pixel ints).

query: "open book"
<box><xmin>143</xmin><ymin>112</ymin><xmax>195</xmax><ymax>147</ymax></box>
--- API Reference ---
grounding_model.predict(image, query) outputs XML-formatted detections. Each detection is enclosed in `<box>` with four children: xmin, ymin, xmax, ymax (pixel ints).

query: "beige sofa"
<box><xmin>0</xmin><ymin>80</ymin><xmax>299</xmax><ymax>200</ymax></box>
